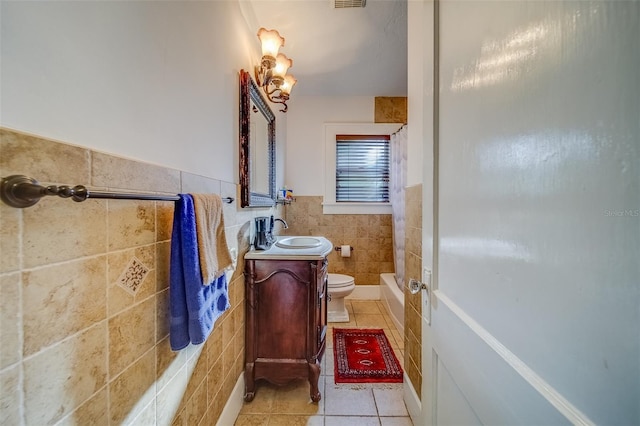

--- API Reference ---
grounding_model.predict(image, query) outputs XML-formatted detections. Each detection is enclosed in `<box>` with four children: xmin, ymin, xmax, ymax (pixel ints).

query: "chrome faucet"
<box><xmin>273</xmin><ymin>218</ymin><xmax>288</xmax><ymax>229</ymax></box>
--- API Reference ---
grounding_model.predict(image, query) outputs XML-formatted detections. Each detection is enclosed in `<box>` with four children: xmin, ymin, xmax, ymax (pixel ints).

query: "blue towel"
<box><xmin>170</xmin><ymin>194</ymin><xmax>231</xmax><ymax>350</ymax></box>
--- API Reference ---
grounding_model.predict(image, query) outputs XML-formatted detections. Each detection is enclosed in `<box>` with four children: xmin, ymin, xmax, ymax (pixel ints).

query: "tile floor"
<box><xmin>234</xmin><ymin>300</ymin><xmax>413</xmax><ymax>426</ymax></box>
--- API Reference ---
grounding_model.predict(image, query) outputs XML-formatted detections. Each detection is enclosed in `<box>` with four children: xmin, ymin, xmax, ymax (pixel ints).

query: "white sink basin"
<box><xmin>275</xmin><ymin>236</ymin><xmax>323</xmax><ymax>249</ymax></box>
<box><xmin>246</xmin><ymin>236</ymin><xmax>332</xmax><ymax>260</ymax></box>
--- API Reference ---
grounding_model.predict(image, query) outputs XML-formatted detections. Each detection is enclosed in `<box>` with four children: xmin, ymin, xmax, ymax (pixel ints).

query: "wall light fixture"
<box><xmin>254</xmin><ymin>28</ymin><xmax>297</xmax><ymax>113</ymax></box>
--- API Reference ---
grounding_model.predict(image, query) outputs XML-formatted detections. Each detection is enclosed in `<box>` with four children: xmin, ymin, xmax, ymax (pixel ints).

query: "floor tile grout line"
<box><xmin>235</xmin><ymin>299</ymin><xmax>410</xmax><ymax>425</ymax></box>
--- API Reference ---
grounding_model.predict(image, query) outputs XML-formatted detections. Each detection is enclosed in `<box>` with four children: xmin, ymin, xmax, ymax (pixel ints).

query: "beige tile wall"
<box><xmin>0</xmin><ymin>128</ymin><xmax>255</xmax><ymax>425</ymax></box>
<box><xmin>404</xmin><ymin>184</ymin><xmax>423</xmax><ymax>399</ymax></box>
<box><xmin>283</xmin><ymin>196</ymin><xmax>394</xmax><ymax>285</ymax></box>
<box><xmin>374</xmin><ymin>97</ymin><xmax>408</xmax><ymax>124</ymax></box>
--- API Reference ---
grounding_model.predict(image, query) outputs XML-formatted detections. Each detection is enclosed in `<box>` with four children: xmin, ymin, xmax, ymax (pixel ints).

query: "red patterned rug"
<box><xmin>333</xmin><ymin>328</ymin><xmax>403</xmax><ymax>383</ymax></box>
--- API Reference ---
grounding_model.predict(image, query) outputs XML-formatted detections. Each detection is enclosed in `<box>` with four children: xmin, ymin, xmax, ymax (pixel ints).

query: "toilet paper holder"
<box><xmin>334</xmin><ymin>246</ymin><xmax>354</xmax><ymax>252</ymax></box>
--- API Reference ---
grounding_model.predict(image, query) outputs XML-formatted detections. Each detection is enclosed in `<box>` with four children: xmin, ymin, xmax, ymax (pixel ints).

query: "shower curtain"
<box><xmin>390</xmin><ymin>124</ymin><xmax>407</xmax><ymax>291</ymax></box>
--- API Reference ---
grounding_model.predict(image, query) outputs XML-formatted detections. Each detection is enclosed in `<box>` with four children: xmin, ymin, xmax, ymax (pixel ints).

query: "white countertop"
<box><xmin>244</xmin><ymin>236</ymin><xmax>333</xmax><ymax>260</ymax></box>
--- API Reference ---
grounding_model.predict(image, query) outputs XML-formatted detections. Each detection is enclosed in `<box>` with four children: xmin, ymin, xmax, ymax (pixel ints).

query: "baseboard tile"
<box><xmin>216</xmin><ymin>373</ymin><xmax>244</xmax><ymax>426</ymax></box>
<box><xmin>404</xmin><ymin>373</ymin><xmax>422</xmax><ymax>424</ymax></box>
<box><xmin>347</xmin><ymin>285</ymin><xmax>381</xmax><ymax>300</ymax></box>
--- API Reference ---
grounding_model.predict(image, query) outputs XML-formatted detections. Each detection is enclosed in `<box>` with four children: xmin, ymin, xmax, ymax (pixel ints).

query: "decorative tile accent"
<box><xmin>108</xmin><ymin>247</ymin><xmax>156</xmax><ymax>316</ymax></box>
<box><xmin>116</xmin><ymin>256</ymin><xmax>150</xmax><ymax>296</ymax></box>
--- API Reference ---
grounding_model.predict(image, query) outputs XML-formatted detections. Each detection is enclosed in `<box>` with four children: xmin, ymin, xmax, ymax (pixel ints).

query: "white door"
<box><xmin>420</xmin><ymin>1</ymin><xmax>639</xmax><ymax>425</ymax></box>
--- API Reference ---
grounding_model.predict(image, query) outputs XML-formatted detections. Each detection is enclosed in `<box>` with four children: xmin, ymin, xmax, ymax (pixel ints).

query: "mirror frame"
<box><xmin>239</xmin><ymin>69</ymin><xmax>276</xmax><ymax>207</ymax></box>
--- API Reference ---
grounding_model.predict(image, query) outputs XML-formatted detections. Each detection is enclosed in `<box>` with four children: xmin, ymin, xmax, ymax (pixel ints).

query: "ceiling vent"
<box><xmin>332</xmin><ymin>0</ymin><xmax>366</xmax><ymax>8</ymax></box>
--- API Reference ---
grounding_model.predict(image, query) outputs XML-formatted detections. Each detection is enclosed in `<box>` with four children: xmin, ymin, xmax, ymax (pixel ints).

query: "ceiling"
<box><xmin>245</xmin><ymin>0</ymin><xmax>408</xmax><ymax>97</ymax></box>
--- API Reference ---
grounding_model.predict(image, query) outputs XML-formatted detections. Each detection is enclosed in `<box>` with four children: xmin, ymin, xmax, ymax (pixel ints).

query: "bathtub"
<box><xmin>380</xmin><ymin>273</ymin><xmax>404</xmax><ymax>334</ymax></box>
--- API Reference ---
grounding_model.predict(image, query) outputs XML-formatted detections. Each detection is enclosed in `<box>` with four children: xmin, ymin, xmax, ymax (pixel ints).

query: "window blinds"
<box><xmin>335</xmin><ymin>135</ymin><xmax>390</xmax><ymax>202</ymax></box>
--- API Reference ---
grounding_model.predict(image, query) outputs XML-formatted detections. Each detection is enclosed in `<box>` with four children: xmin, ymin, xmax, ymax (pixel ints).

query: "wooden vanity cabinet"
<box><xmin>244</xmin><ymin>257</ymin><xmax>328</xmax><ymax>402</ymax></box>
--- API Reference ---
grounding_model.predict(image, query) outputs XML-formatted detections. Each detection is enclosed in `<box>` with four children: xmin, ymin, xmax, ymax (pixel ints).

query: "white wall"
<box><xmin>434</xmin><ymin>0</ymin><xmax>639</xmax><ymax>423</ymax></box>
<box><xmin>1</xmin><ymin>0</ymin><xmax>274</xmax><ymax>184</ymax></box>
<box><xmin>284</xmin><ymin>95</ymin><xmax>374</xmax><ymax>195</ymax></box>
<box><xmin>407</xmin><ymin>0</ymin><xmax>427</xmax><ymax>188</ymax></box>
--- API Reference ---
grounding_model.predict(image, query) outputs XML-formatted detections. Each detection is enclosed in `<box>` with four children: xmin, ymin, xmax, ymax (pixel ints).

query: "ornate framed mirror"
<box><xmin>239</xmin><ymin>69</ymin><xmax>276</xmax><ymax>207</ymax></box>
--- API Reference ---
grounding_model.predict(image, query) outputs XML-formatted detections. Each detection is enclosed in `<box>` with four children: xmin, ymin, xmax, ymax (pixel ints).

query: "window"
<box><xmin>323</xmin><ymin>123</ymin><xmax>400</xmax><ymax>215</ymax></box>
<box><xmin>335</xmin><ymin>135</ymin><xmax>390</xmax><ymax>202</ymax></box>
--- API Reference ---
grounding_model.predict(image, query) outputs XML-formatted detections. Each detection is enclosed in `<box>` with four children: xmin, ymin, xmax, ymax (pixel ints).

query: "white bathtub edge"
<box><xmin>380</xmin><ymin>273</ymin><xmax>404</xmax><ymax>334</ymax></box>
<box><xmin>346</xmin><ymin>284</ymin><xmax>380</xmax><ymax>300</ymax></box>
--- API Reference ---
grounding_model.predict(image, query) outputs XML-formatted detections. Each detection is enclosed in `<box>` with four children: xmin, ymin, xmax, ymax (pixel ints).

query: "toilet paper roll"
<box><xmin>340</xmin><ymin>245</ymin><xmax>351</xmax><ymax>257</ymax></box>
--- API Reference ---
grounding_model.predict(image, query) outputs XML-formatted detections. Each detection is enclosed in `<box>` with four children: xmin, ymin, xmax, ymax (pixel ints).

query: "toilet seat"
<box><xmin>328</xmin><ymin>273</ymin><xmax>354</xmax><ymax>288</ymax></box>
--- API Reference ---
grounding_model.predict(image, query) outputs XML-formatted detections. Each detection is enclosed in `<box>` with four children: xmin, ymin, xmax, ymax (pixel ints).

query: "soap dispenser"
<box><xmin>253</xmin><ymin>216</ymin><xmax>274</xmax><ymax>250</ymax></box>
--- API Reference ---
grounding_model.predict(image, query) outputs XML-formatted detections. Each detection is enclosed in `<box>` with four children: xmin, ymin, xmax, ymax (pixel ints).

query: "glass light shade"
<box><xmin>280</xmin><ymin>74</ymin><xmax>297</xmax><ymax>96</ymax></box>
<box><xmin>257</xmin><ymin>28</ymin><xmax>285</xmax><ymax>60</ymax></box>
<box><xmin>272</xmin><ymin>53</ymin><xmax>293</xmax><ymax>80</ymax></box>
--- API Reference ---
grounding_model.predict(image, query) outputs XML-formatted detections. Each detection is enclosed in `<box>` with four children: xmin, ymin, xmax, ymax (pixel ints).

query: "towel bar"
<box><xmin>1</xmin><ymin>175</ymin><xmax>234</xmax><ymax>208</ymax></box>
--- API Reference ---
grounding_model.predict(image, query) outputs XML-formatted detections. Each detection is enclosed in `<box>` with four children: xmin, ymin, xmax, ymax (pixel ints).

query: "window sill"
<box><xmin>322</xmin><ymin>202</ymin><xmax>392</xmax><ymax>215</ymax></box>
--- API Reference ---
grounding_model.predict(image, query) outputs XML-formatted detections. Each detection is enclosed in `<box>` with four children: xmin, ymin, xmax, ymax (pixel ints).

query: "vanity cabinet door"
<box><xmin>254</xmin><ymin>260</ymin><xmax>309</xmax><ymax>360</ymax></box>
<box><xmin>244</xmin><ymin>257</ymin><xmax>327</xmax><ymax>403</ymax></box>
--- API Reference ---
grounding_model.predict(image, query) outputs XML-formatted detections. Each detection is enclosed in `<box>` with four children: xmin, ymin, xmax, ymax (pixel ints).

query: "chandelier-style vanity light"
<box><xmin>255</xmin><ymin>28</ymin><xmax>297</xmax><ymax>113</ymax></box>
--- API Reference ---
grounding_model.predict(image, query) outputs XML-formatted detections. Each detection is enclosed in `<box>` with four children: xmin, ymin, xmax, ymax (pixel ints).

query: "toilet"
<box><xmin>327</xmin><ymin>273</ymin><xmax>356</xmax><ymax>323</ymax></box>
